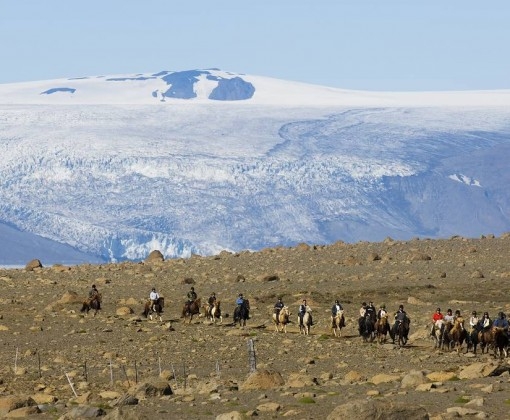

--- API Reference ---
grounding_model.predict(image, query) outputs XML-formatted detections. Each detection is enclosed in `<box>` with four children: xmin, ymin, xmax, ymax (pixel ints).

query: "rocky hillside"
<box><xmin>0</xmin><ymin>234</ymin><xmax>509</xmax><ymax>418</ymax></box>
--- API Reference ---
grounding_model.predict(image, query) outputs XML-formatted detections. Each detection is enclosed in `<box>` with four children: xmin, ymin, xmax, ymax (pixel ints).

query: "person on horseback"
<box><xmin>492</xmin><ymin>312</ymin><xmax>509</xmax><ymax>331</ymax></box>
<box><xmin>88</xmin><ymin>284</ymin><xmax>101</xmax><ymax>309</ymax></box>
<box><xmin>299</xmin><ymin>299</ymin><xmax>312</xmax><ymax>326</ymax></box>
<box><xmin>430</xmin><ymin>307</ymin><xmax>444</xmax><ymax>336</ymax></box>
<box><xmin>478</xmin><ymin>312</ymin><xmax>492</xmax><ymax>331</ymax></box>
<box><xmin>391</xmin><ymin>304</ymin><xmax>409</xmax><ymax>343</ymax></box>
<box><xmin>358</xmin><ymin>302</ymin><xmax>367</xmax><ymax>335</ymax></box>
<box><xmin>331</xmin><ymin>299</ymin><xmax>343</xmax><ymax>316</ymax></box>
<box><xmin>185</xmin><ymin>286</ymin><xmax>198</xmax><ymax>315</ymax></box>
<box><xmin>469</xmin><ymin>311</ymin><xmax>479</xmax><ymax>331</ymax></box>
<box><xmin>453</xmin><ymin>310</ymin><xmax>464</xmax><ymax>325</ymax></box>
<box><xmin>274</xmin><ymin>297</ymin><xmax>284</xmax><ymax>324</ymax></box>
<box><xmin>236</xmin><ymin>293</ymin><xmax>244</xmax><ymax>306</ymax></box>
<box><xmin>366</xmin><ymin>301</ymin><xmax>376</xmax><ymax>323</ymax></box>
<box><xmin>149</xmin><ymin>287</ymin><xmax>160</xmax><ymax>312</ymax></box>
<box><xmin>377</xmin><ymin>304</ymin><xmax>387</xmax><ymax>320</ymax></box>
<box><xmin>444</xmin><ymin>309</ymin><xmax>454</xmax><ymax>323</ymax></box>
<box><xmin>208</xmin><ymin>292</ymin><xmax>217</xmax><ymax>313</ymax></box>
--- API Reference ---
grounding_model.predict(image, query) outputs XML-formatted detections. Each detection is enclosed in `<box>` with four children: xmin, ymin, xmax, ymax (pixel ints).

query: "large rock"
<box><xmin>131</xmin><ymin>380</ymin><xmax>173</xmax><ymax>397</ymax></box>
<box><xmin>239</xmin><ymin>369</ymin><xmax>285</xmax><ymax>390</ymax></box>
<box><xmin>0</xmin><ymin>396</ymin><xmax>37</xmax><ymax>417</ymax></box>
<box><xmin>25</xmin><ymin>259</ymin><xmax>42</xmax><ymax>271</ymax></box>
<box><xmin>459</xmin><ymin>362</ymin><xmax>499</xmax><ymax>379</ymax></box>
<box><xmin>327</xmin><ymin>399</ymin><xmax>429</xmax><ymax>420</ymax></box>
<box><xmin>145</xmin><ymin>250</ymin><xmax>164</xmax><ymax>263</ymax></box>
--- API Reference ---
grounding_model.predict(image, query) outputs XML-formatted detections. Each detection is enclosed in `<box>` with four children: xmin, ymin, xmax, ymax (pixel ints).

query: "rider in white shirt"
<box><xmin>149</xmin><ymin>287</ymin><xmax>160</xmax><ymax>311</ymax></box>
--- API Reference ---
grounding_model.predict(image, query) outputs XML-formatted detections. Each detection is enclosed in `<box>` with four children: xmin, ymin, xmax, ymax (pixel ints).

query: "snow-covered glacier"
<box><xmin>1</xmin><ymin>69</ymin><xmax>509</xmax><ymax>265</ymax></box>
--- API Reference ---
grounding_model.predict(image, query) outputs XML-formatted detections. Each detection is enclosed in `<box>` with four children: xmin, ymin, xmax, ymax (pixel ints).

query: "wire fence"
<box><xmin>7</xmin><ymin>339</ymin><xmax>258</xmax><ymax>393</ymax></box>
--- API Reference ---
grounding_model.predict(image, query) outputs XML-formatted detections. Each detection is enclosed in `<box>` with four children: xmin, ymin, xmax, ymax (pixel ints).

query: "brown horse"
<box><xmin>448</xmin><ymin>320</ymin><xmax>468</xmax><ymax>353</ymax></box>
<box><xmin>477</xmin><ymin>328</ymin><xmax>493</xmax><ymax>354</ymax></box>
<box><xmin>331</xmin><ymin>310</ymin><xmax>345</xmax><ymax>337</ymax></box>
<box><xmin>492</xmin><ymin>327</ymin><xmax>509</xmax><ymax>359</ymax></box>
<box><xmin>205</xmin><ymin>300</ymin><xmax>223</xmax><ymax>324</ymax></box>
<box><xmin>80</xmin><ymin>294</ymin><xmax>102</xmax><ymax>317</ymax></box>
<box><xmin>182</xmin><ymin>298</ymin><xmax>201</xmax><ymax>323</ymax></box>
<box><xmin>143</xmin><ymin>297</ymin><xmax>164</xmax><ymax>322</ymax></box>
<box><xmin>375</xmin><ymin>315</ymin><xmax>390</xmax><ymax>344</ymax></box>
<box><xmin>273</xmin><ymin>306</ymin><xmax>291</xmax><ymax>333</ymax></box>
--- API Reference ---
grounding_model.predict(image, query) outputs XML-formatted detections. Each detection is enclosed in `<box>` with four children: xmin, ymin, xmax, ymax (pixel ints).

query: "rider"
<box><xmin>236</xmin><ymin>293</ymin><xmax>244</xmax><ymax>306</ymax></box>
<box><xmin>452</xmin><ymin>310</ymin><xmax>464</xmax><ymax>331</ymax></box>
<box><xmin>492</xmin><ymin>312</ymin><xmax>509</xmax><ymax>331</ymax></box>
<box><xmin>444</xmin><ymin>309</ymin><xmax>454</xmax><ymax>324</ymax></box>
<box><xmin>391</xmin><ymin>304</ymin><xmax>409</xmax><ymax>343</ymax></box>
<box><xmin>365</xmin><ymin>301</ymin><xmax>376</xmax><ymax>323</ymax></box>
<box><xmin>208</xmin><ymin>292</ymin><xmax>217</xmax><ymax>314</ymax></box>
<box><xmin>358</xmin><ymin>302</ymin><xmax>367</xmax><ymax>335</ymax></box>
<box><xmin>88</xmin><ymin>284</ymin><xmax>100</xmax><ymax>309</ymax></box>
<box><xmin>185</xmin><ymin>286</ymin><xmax>198</xmax><ymax>315</ymax></box>
<box><xmin>274</xmin><ymin>297</ymin><xmax>285</xmax><ymax>323</ymax></box>
<box><xmin>298</xmin><ymin>299</ymin><xmax>312</xmax><ymax>326</ymax></box>
<box><xmin>331</xmin><ymin>299</ymin><xmax>343</xmax><ymax>316</ymax></box>
<box><xmin>149</xmin><ymin>287</ymin><xmax>160</xmax><ymax>312</ymax></box>
<box><xmin>469</xmin><ymin>311</ymin><xmax>479</xmax><ymax>332</ymax></box>
<box><xmin>377</xmin><ymin>304</ymin><xmax>387</xmax><ymax>320</ymax></box>
<box><xmin>478</xmin><ymin>312</ymin><xmax>492</xmax><ymax>331</ymax></box>
<box><xmin>430</xmin><ymin>307</ymin><xmax>444</xmax><ymax>336</ymax></box>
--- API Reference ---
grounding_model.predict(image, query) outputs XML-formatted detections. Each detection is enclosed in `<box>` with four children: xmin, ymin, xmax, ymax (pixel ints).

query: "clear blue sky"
<box><xmin>1</xmin><ymin>0</ymin><xmax>509</xmax><ymax>91</ymax></box>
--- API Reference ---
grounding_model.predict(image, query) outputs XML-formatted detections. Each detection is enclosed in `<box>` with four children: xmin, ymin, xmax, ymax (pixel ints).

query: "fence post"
<box><xmin>37</xmin><ymin>351</ymin><xmax>42</xmax><ymax>378</ymax></box>
<box><xmin>247</xmin><ymin>339</ymin><xmax>256</xmax><ymax>372</ymax></box>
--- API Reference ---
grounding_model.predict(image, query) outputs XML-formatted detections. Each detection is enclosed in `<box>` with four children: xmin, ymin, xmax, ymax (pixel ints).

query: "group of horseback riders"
<box><xmin>272</xmin><ymin>297</ymin><xmax>314</xmax><ymax>327</ymax></box>
<box><xmin>357</xmin><ymin>301</ymin><xmax>410</xmax><ymax>343</ymax></box>
<box><xmin>431</xmin><ymin>308</ymin><xmax>510</xmax><ymax>343</ymax></box>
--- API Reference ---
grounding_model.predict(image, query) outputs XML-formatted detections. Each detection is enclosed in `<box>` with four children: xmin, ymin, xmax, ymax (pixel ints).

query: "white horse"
<box><xmin>273</xmin><ymin>306</ymin><xmax>291</xmax><ymax>333</ymax></box>
<box><xmin>298</xmin><ymin>308</ymin><xmax>312</xmax><ymax>335</ymax></box>
<box><xmin>209</xmin><ymin>301</ymin><xmax>223</xmax><ymax>324</ymax></box>
<box><xmin>331</xmin><ymin>310</ymin><xmax>345</xmax><ymax>337</ymax></box>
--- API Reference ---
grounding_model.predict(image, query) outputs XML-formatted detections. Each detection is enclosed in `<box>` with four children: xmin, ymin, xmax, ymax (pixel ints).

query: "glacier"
<box><xmin>1</xmin><ymin>69</ymin><xmax>510</xmax><ymax>265</ymax></box>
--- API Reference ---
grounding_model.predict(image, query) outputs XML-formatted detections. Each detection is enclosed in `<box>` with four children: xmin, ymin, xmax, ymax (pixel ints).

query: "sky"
<box><xmin>1</xmin><ymin>0</ymin><xmax>509</xmax><ymax>91</ymax></box>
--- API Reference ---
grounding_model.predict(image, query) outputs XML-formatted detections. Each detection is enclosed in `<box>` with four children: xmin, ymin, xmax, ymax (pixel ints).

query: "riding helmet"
<box><xmin>484</xmin><ymin>312</ymin><xmax>489</xmax><ymax>316</ymax></box>
<box><xmin>436</xmin><ymin>308</ymin><xmax>441</xmax><ymax>312</ymax></box>
<box><xmin>399</xmin><ymin>305</ymin><xmax>404</xmax><ymax>310</ymax></box>
<box><xmin>335</xmin><ymin>300</ymin><xmax>339</xmax><ymax>304</ymax></box>
<box><xmin>472</xmin><ymin>311</ymin><xmax>477</xmax><ymax>315</ymax></box>
<box><xmin>447</xmin><ymin>309</ymin><xmax>452</xmax><ymax>313</ymax></box>
<box><xmin>455</xmin><ymin>310</ymin><xmax>460</xmax><ymax>316</ymax></box>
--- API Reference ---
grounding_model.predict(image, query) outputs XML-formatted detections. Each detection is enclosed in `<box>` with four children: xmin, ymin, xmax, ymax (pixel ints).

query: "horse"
<box><xmin>359</xmin><ymin>314</ymin><xmax>375</xmax><ymax>343</ymax></box>
<box><xmin>80</xmin><ymin>293</ymin><xmax>102</xmax><ymax>316</ymax></box>
<box><xmin>298</xmin><ymin>310</ymin><xmax>312</xmax><ymax>335</ymax></box>
<box><xmin>182</xmin><ymin>298</ymin><xmax>201</xmax><ymax>323</ymax></box>
<box><xmin>331</xmin><ymin>310</ymin><xmax>346</xmax><ymax>337</ymax></box>
<box><xmin>390</xmin><ymin>318</ymin><xmax>410</xmax><ymax>347</ymax></box>
<box><xmin>233</xmin><ymin>299</ymin><xmax>250</xmax><ymax>327</ymax></box>
<box><xmin>375</xmin><ymin>315</ymin><xmax>390</xmax><ymax>344</ymax></box>
<box><xmin>477</xmin><ymin>328</ymin><xmax>494</xmax><ymax>354</ymax></box>
<box><xmin>448</xmin><ymin>320</ymin><xmax>468</xmax><ymax>353</ymax></box>
<box><xmin>205</xmin><ymin>300</ymin><xmax>223</xmax><ymax>324</ymax></box>
<box><xmin>492</xmin><ymin>327</ymin><xmax>509</xmax><ymax>359</ymax></box>
<box><xmin>431</xmin><ymin>320</ymin><xmax>446</xmax><ymax>349</ymax></box>
<box><xmin>273</xmin><ymin>306</ymin><xmax>291</xmax><ymax>333</ymax></box>
<box><xmin>143</xmin><ymin>297</ymin><xmax>164</xmax><ymax>322</ymax></box>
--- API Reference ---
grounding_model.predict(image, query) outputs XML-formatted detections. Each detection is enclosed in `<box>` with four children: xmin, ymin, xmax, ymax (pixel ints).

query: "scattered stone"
<box><xmin>240</xmin><ymin>369</ymin><xmax>285</xmax><ymax>390</ymax></box>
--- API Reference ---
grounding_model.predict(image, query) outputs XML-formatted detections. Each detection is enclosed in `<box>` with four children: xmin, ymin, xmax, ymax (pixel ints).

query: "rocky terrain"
<box><xmin>1</xmin><ymin>234</ymin><xmax>510</xmax><ymax>419</ymax></box>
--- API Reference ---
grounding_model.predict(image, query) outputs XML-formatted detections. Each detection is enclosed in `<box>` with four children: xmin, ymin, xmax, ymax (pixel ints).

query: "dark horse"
<box><xmin>182</xmin><ymin>298</ymin><xmax>201</xmax><ymax>323</ymax></box>
<box><xmin>492</xmin><ymin>327</ymin><xmax>509</xmax><ymax>359</ymax></box>
<box><xmin>233</xmin><ymin>299</ymin><xmax>250</xmax><ymax>327</ymax></box>
<box><xmin>143</xmin><ymin>297</ymin><xmax>164</xmax><ymax>322</ymax></box>
<box><xmin>390</xmin><ymin>318</ymin><xmax>410</xmax><ymax>347</ymax></box>
<box><xmin>81</xmin><ymin>294</ymin><xmax>102</xmax><ymax>316</ymax></box>
<box><xmin>359</xmin><ymin>314</ymin><xmax>375</xmax><ymax>343</ymax></box>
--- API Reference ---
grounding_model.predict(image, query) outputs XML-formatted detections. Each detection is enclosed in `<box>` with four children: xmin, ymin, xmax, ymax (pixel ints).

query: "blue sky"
<box><xmin>1</xmin><ymin>0</ymin><xmax>509</xmax><ymax>91</ymax></box>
